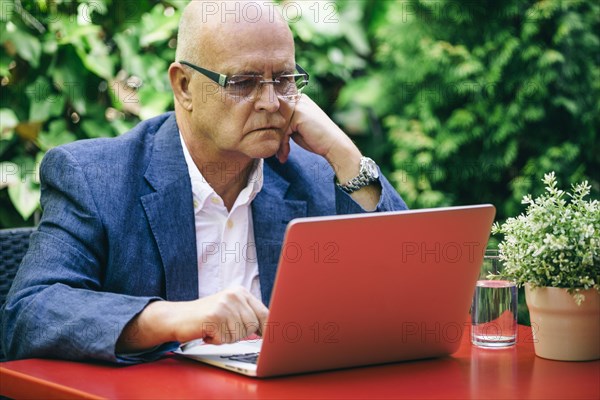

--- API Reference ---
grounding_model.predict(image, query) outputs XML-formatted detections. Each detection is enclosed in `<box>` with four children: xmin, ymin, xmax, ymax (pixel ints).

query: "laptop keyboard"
<box><xmin>220</xmin><ymin>352</ymin><xmax>259</xmax><ymax>364</ymax></box>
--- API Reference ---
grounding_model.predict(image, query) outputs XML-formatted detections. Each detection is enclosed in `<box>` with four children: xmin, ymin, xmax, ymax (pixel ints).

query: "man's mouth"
<box><xmin>251</xmin><ymin>127</ymin><xmax>281</xmax><ymax>133</ymax></box>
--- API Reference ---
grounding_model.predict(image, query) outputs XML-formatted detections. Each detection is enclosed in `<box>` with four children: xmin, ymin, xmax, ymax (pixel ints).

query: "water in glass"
<box><xmin>471</xmin><ymin>280</ymin><xmax>518</xmax><ymax>348</ymax></box>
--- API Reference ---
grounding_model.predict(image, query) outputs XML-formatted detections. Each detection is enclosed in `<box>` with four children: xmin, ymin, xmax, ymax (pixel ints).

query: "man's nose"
<box><xmin>254</xmin><ymin>82</ymin><xmax>280</xmax><ymax>112</ymax></box>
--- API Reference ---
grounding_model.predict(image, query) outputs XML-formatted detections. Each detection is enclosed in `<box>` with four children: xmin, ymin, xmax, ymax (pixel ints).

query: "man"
<box><xmin>1</xmin><ymin>1</ymin><xmax>407</xmax><ymax>363</ymax></box>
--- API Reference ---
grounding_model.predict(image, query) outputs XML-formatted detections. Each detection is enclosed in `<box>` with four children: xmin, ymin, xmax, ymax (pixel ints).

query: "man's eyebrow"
<box><xmin>231</xmin><ymin>70</ymin><xmax>262</xmax><ymax>76</ymax></box>
<box><xmin>276</xmin><ymin>69</ymin><xmax>296</xmax><ymax>75</ymax></box>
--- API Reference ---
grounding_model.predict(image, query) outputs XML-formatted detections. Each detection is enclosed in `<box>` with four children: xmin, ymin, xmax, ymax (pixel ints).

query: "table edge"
<box><xmin>0</xmin><ymin>365</ymin><xmax>104</xmax><ymax>400</ymax></box>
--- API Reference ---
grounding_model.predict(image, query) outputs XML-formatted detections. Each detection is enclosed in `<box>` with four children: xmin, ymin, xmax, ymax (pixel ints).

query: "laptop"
<box><xmin>176</xmin><ymin>204</ymin><xmax>496</xmax><ymax>377</ymax></box>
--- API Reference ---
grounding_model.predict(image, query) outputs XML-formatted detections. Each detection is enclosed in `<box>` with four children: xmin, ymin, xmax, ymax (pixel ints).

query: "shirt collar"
<box><xmin>179</xmin><ymin>131</ymin><xmax>263</xmax><ymax>209</ymax></box>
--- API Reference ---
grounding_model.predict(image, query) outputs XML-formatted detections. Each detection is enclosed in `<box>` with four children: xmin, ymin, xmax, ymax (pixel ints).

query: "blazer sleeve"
<box><xmin>0</xmin><ymin>147</ymin><xmax>176</xmax><ymax>363</ymax></box>
<box><xmin>334</xmin><ymin>166</ymin><xmax>408</xmax><ymax>214</ymax></box>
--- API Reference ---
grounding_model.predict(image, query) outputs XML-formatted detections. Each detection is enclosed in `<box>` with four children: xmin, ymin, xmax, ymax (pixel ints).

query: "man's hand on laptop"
<box><xmin>116</xmin><ymin>286</ymin><xmax>268</xmax><ymax>353</ymax></box>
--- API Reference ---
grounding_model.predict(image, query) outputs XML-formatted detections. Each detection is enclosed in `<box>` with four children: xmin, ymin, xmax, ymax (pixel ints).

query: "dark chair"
<box><xmin>0</xmin><ymin>227</ymin><xmax>35</xmax><ymax>309</ymax></box>
<box><xmin>0</xmin><ymin>227</ymin><xmax>35</xmax><ymax>363</ymax></box>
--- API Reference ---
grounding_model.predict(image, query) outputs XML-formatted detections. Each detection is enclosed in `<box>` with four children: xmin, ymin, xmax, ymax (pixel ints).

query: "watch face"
<box><xmin>364</xmin><ymin>158</ymin><xmax>380</xmax><ymax>179</ymax></box>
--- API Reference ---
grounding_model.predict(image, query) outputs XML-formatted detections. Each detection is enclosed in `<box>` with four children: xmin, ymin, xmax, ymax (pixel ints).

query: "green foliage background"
<box><xmin>1</xmin><ymin>0</ymin><xmax>599</xmax><ymax>229</ymax></box>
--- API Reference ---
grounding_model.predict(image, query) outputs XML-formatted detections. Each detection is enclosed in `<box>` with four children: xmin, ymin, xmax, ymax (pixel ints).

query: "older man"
<box><xmin>1</xmin><ymin>1</ymin><xmax>407</xmax><ymax>363</ymax></box>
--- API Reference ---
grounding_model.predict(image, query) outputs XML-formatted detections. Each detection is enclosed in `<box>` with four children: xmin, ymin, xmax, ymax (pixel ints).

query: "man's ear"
<box><xmin>169</xmin><ymin>63</ymin><xmax>193</xmax><ymax>111</ymax></box>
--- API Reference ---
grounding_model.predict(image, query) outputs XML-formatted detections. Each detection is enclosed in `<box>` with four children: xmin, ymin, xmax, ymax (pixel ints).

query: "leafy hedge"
<box><xmin>0</xmin><ymin>0</ymin><xmax>379</xmax><ymax>227</ymax></box>
<box><xmin>1</xmin><ymin>0</ymin><xmax>598</xmax><ymax>228</ymax></box>
<box><xmin>1</xmin><ymin>0</ymin><xmax>181</xmax><ymax>226</ymax></box>
<box><xmin>337</xmin><ymin>0</ymin><xmax>599</xmax><ymax>218</ymax></box>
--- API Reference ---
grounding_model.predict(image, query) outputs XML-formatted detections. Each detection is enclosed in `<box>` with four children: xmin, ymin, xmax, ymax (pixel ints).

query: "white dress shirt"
<box><xmin>180</xmin><ymin>133</ymin><xmax>263</xmax><ymax>301</ymax></box>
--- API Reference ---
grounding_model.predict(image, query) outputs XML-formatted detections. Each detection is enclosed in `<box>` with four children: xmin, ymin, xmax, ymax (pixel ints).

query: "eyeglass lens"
<box><xmin>226</xmin><ymin>75</ymin><xmax>307</xmax><ymax>100</ymax></box>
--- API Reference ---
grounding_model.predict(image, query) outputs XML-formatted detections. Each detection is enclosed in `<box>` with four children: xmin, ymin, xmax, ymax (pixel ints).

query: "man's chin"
<box><xmin>245</xmin><ymin>131</ymin><xmax>283</xmax><ymax>158</ymax></box>
<box><xmin>251</xmin><ymin>146</ymin><xmax>279</xmax><ymax>160</ymax></box>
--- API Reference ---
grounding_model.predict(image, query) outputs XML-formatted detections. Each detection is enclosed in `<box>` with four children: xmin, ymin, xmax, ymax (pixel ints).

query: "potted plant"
<box><xmin>492</xmin><ymin>172</ymin><xmax>599</xmax><ymax>361</ymax></box>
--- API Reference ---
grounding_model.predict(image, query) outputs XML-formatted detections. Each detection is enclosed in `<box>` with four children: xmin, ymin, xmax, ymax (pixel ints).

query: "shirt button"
<box><xmin>227</xmin><ymin>220</ymin><xmax>234</xmax><ymax>229</ymax></box>
<box><xmin>193</xmin><ymin>200</ymin><xmax>199</xmax><ymax>209</ymax></box>
<box><xmin>211</xmin><ymin>197</ymin><xmax>220</xmax><ymax>205</ymax></box>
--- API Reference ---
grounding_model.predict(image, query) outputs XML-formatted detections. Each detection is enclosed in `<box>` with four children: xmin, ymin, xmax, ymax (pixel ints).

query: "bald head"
<box><xmin>169</xmin><ymin>0</ymin><xmax>298</xmax><ymax>162</ymax></box>
<box><xmin>175</xmin><ymin>0</ymin><xmax>293</xmax><ymax>66</ymax></box>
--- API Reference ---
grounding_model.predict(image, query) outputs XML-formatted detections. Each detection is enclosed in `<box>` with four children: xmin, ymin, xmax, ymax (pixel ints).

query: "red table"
<box><xmin>1</xmin><ymin>325</ymin><xmax>599</xmax><ymax>399</ymax></box>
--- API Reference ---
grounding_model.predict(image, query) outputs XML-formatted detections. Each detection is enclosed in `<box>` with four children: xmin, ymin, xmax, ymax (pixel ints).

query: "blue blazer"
<box><xmin>1</xmin><ymin>113</ymin><xmax>407</xmax><ymax>363</ymax></box>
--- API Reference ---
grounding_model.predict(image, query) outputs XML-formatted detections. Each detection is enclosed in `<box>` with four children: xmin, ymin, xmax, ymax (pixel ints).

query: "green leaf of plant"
<box><xmin>50</xmin><ymin>17</ymin><xmax>114</xmax><ymax>80</ymax></box>
<box><xmin>138</xmin><ymin>86</ymin><xmax>172</xmax><ymax>120</ymax></box>
<box><xmin>29</xmin><ymin>92</ymin><xmax>66</xmax><ymax>122</ymax></box>
<box><xmin>139</xmin><ymin>5</ymin><xmax>179</xmax><ymax>47</ymax></box>
<box><xmin>110</xmin><ymin>118</ymin><xmax>136</xmax><ymax>135</ymax></box>
<box><xmin>0</xmin><ymin>50</ymin><xmax>11</xmax><ymax>75</ymax></box>
<box><xmin>339</xmin><ymin>4</ymin><xmax>370</xmax><ymax>56</ymax></box>
<box><xmin>0</xmin><ymin>108</ymin><xmax>19</xmax><ymax>134</ymax></box>
<box><xmin>74</xmin><ymin>40</ymin><xmax>114</xmax><ymax>80</ymax></box>
<box><xmin>5</xmin><ymin>25</ymin><xmax>42</xmax><ymax>68</ymax></box>
<box><xmin>81</xmin><ymin>118</ymin><xmax>113</xmax><ymax>138</ymax></box>
<box><xmin>0</xmin><ymin>161</ymin><xmax>19</xmax><ymax>189</ymax></box>
<box><xmin>37</xmin><ymin>120</ymin><xmax>76</xmax><ymax>150</ymax></box>
<box><xmin>8</xmin><ymin>174</ymin><xmax>40</xmax><ymax>220</ymax></box>
<box><xmin>114</xmin><ymin>32</ymin><xmax>145</xmax><ymax>77</ymax></box>
<box><xmin>49</xmin><ymin>49</ymin><xmax>89</xmax><ymax>115</ymax></box>
<box><xmin>25</xmin><ymin>76</ymin><xmax>65</xmax><ymax>122</ymax></box>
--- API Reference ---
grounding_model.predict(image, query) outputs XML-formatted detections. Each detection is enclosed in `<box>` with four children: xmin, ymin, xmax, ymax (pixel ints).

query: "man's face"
<box><xmin>187</xmin><ymin>19</ymin><xmax>296</xmax><ymax>164</ymax></box>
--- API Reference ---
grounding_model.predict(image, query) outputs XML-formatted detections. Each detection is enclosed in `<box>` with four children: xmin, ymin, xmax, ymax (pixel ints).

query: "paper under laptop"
<box><xmin>177</xmin><ymin>338</ymin><xmax>263</xmax><ymax>375</ymax></box>
<box><xmin>176</xmin><ymin>204</ymin><xmax>496</xmax><ymax>377</ymax></box>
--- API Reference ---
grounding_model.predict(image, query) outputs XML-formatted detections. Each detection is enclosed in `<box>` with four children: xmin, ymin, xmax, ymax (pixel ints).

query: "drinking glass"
<box><xmin>471</xmin><ymin>249</ymin><xmax>518</xmax><ymax>348</ymax></box>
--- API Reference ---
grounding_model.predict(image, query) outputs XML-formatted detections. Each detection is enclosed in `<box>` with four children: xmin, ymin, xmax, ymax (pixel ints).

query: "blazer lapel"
<box><xmin>141</xmin><ymin>114</ymin><xmax>198</xmax><ymax>301</ymax></box>
<box><xmin>252</xmin><ymin>158</ymin><xmax>307</xmax><ymax>305</ymax></box>
<box><xmin>139</xmin><ymin>120</ymin><xmax>307</xmax><ymax>304</ymax></box>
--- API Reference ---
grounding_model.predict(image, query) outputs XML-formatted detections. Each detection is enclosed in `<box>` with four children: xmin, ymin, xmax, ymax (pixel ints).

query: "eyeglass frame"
<box><xmin>179</xmin><ymin>60</ymin><xmax>309</xmax><ymax>100</ymax></box>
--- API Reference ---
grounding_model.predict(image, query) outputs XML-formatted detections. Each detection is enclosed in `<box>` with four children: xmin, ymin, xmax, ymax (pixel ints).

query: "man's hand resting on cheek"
<box><xmin>276</xmin><ymin>94</ymin><xmax>382</xmax><ymax>211</ymax></box>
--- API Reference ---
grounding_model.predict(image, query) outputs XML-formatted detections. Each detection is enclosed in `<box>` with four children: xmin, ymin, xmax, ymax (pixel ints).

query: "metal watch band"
<box><xmin>336</xmin><ymin>157</ymin><xmax>380</xmax><ymax>194</ymax></box>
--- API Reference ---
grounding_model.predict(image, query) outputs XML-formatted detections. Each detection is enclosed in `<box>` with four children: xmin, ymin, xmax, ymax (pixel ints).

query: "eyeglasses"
<box><xmin>179</xmin><ymin>60</ymin><xmax>309</xmax><ymax>102</ymax></box>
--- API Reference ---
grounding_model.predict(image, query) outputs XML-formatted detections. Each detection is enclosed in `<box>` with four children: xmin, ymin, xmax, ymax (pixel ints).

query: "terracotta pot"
<box><xmin>525</xmin><ymin>284</ymin><xmax>600</xmax><ymax>361</ymax></box>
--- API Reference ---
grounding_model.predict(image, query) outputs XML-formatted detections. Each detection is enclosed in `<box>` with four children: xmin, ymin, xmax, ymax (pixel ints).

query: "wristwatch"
<box><xmin>336</xmin><ymin>157</ymin><xmax>380</xmax><ymax>194</ymax></box>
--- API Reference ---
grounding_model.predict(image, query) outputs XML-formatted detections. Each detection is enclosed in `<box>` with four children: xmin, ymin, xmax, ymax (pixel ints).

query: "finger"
<box><xmin>220</xmin><ymin>287</ymin><xmax>261</xmax><ymax>342</ymax></box>
<box><xmin>276</xmin><ymin>132</ymin><xmax>291</xmax><ymax>164</ymax></box>
<box><xmin>290</xmin><ymin>132</ymin><xmax>315</xmax><ymax>155</ymax></box>
<box><xmin>222</xmin><ymin>289</ymin><xmax>253</xmax><ymax>343</ymax></box>
<box><xmin>235</xmin><ymin>300</ymin><xmax>260</xmax><ymax>340</ymax></box>
<box><xmin>224</xmin><ymin>314</ymin><xmax>241</xmax><ymax>343</ymax></box>
<box><xmin>200</xmin><ymin>313</ymin><xmax>227</xmax><ymax>345</ymax></box>
<box><xmin>196</xmin><ymin>291</ymin><xmax>235</xmax><ymax>344</ymax></box>
<box><xmin>201</xmin><ymin>312</ymin><xmax>238</xmax><ymax>344</ymax></box>
<box><xmin>278</xmin><ymin>107</ymin><xmax>297</xmax><ymax>163</ymax></box>
<box><xmin>290</xmin><ymin>132</ymin><xmax>304</xmax><ymax>148</ymax></box>
<box><xmin>245</xmin><ymin>294</ymin><xmax>269</xmax><ymax>337</ymax></box>
<box><xmin>201</xmin><ymin>323</ymin><xmax>222</xmax><ymax>345</ymax></box>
